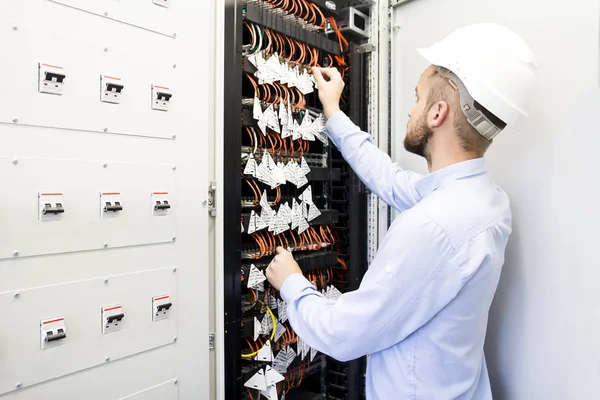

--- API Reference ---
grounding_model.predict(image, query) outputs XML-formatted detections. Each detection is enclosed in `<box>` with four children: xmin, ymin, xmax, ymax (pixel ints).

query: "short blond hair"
<box><xmin>426</xmin><ymin>70</ymin><xmax>492</xmax><ymax>156</ymax></box>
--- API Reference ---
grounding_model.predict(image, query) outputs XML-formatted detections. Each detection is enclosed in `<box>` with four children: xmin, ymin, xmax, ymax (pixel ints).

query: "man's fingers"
<box><xmin>319</xmin><ymin>67</ymin><xmax>341</xmax><ymax>81</ymax></box>
<box><xmin>275</xmin><ymin>246</ymin><xmax>287</xmax><ymax>255</ymax></box>
<box><xmin>311</xmin><ymin>67</ymin><xmax>327</xmax><ymax>86</ymax></box>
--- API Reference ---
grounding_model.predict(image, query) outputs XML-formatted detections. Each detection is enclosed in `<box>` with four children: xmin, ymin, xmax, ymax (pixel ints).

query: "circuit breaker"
<box><xmin>222</xmin><ymin>0</ymin><xmax>370</xmax><ymax>398</ymax></box>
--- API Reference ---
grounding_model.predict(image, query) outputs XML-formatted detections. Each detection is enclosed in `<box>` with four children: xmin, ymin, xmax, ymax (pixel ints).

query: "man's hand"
<box><xmin>312</xmin><ymin>67</ymin><xmax>344</xmax><ymax>119</ymax></box>
<box><xmin>266</xmin><ymin>246</ymin><xmax>302</xmax><ymax>291</ymax></box>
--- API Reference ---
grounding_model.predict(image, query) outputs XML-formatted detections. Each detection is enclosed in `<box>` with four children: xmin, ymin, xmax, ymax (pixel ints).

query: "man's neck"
<box><xmin>428</xmin><ymin>151</ymin><xmax>479</xmax><ymax>173</ymax></box>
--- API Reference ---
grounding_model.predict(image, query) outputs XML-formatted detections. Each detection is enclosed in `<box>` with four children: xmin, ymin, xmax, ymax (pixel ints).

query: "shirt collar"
<box><xmin>415</xmin><ymin>158</ymin><xmax>488</xmax><ymax>199</ymax></box>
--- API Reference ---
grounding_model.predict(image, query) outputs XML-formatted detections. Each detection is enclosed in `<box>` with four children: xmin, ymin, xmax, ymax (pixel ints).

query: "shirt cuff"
<box><xmin>280</xmin><ymin>273</ymin><xmax>315</xmax><ymax>303</ymax></box>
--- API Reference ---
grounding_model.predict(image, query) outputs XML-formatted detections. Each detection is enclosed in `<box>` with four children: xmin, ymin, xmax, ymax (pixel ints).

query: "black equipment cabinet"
<box><xmin>222</xmin><ymin>1</ymin><xmax>370</xmax><ymax>398</ymax></box>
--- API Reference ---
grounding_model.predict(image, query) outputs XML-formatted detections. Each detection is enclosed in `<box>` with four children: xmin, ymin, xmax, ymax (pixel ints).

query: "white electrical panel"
<box><xmin>119</xmin><ymin>379</ymin><xmax>179</xmax><ymax>400</ymax></box>
<box><xmin>2</xmin><ymin>0</ymin><xmax>212</xmax><ymax>397</ymax></box>
<box><xmin>0</xmin><ymin>267</ymin><xmax>178</xmax><ymax>395</ymax></box>
<box><xmin>46</xmin><ymin>0</ymin><xmax>175</xmax><ymax>37</ymax></box>
<box><xmin>0</xmin><ymin>156</ymin><xmax>177</xmax><ymax>259</ymax></box>
<box><xmin>153</xmin><ymin>0</ymin><xmax>172</xmax><ymax>9</ymax></box>
<box><xmin>1</xmin><ymin>26</ymin><xmax>177</xmax><ymax>139</ymax></box>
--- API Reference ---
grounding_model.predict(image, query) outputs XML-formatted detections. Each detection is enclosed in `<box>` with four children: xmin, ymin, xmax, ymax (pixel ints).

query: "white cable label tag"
<box><xmin>244</xmin><ymin>153</ymin><xmax>257</xmax><ymax>176</ymax></box>
<box><xmin>297</xmin><ymin>217</ymin><xmax>309</xmax><ymax>235</ymax></box>
<box><xmin>244</xmin><ymin>368</ymin><xmax>267</xmax><ymax>391</ymax></box>
<box><xmin>273</xmin><ymin>348</ymin><xmax>288</xmax><ymax>374</ymax></box>
<box><xmin>248</xmin><ymin>264</ymin><xmax>267</xmax><ymax>289</ymax></box>
<box><xmin>253</xmin><ymin>96</ymin><xmax>263</xmax><ymax>120</ymax></box>
<box><xmin>261</xmin><ymin>311</ymin><xmax>273</xmax><ymax>334</ymax></box>
<box><xmin>277</xmin><ymin>299</ymin><xmax>287</xmax><ymax>322</ymax></box>
<box><xmin>307</xmin><ymin>203</ymin><xmax>321</xmax><ymax>222</ymax></box>
<box><xmin>300</xmin><ymin>156</ymin><xmax>311</xmax><ymax>175</ymax></box>
<box><xmin>256</xmin><ymin>341</ymin><xmax>273</xmax><ymax>362</ymax></box>
<box><xmin>265</xmin><ymin>365</ymin><xmax>285</xmax><ymax>386</ymax></box>
<box><xmin>286</xmin><ymin>347</ymin><xmax>296</xmax><ymax>367</ymax></box>
<box><xmin>274</xmin><ymin>320</ymin><xmax>286</xmax><ymax>343</ymax></box>
<box><xmin>310</xmin><ymin>346</ymin><xmax>317</xmax><ymax>362</ymax></box>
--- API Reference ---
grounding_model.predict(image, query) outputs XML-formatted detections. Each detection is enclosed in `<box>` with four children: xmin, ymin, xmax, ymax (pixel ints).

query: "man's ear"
<box><xmin>428</xmin><ymin>101</ymin><xmax>450</xmax><ymax>128</ymax></box>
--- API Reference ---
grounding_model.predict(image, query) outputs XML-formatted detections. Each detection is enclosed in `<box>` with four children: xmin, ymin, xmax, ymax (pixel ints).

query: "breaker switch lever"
<box><xmin>157</xmin><ymin>302</ymin><xmax>172</xmax><ymax>312</ymax></box>
<box><xmin>43</xmin><ymin>203</ymin><xmax>65</xmax><ymax>215</ymax></box>
<box><xmin>154</xmin><ymin>200</ymin><xmax>171</xmax><ymax>211</ymax></box>
<box><xmin>46</xmin><ymin>329</ymin><xmax>67</xmax><ymax>342</ymax></box>
<box><xmin>106</xmin><ymin>313</ymin><xmax>125</xmax><ymax>323</ymax></box>
<box><xmin>157</xmin><ymin>92</ymin><xmax>172</xmax><ymax>101</ymax></box>
<box><xmin>103</xmin><ymin>201</ymin><xmax>123</xmax><ymax>212</ymax></box>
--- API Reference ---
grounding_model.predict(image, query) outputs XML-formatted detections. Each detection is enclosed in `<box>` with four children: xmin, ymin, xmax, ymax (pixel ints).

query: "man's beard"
<box><xmin>403</xmin><ymin>114</ymin><xmax>433</xmax><ymax>162</ymax></box>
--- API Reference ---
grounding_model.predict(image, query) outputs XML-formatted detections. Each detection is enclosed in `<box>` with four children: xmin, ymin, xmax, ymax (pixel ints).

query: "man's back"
<box><xmin>365</xmin><ymin>164</ymin><xmax>511</xmax><ymax>399</ymax></box>
<box><xmin>277</xmin><ymin>113</ymin><xmax>512</xmax><ymax>399</ymax></box>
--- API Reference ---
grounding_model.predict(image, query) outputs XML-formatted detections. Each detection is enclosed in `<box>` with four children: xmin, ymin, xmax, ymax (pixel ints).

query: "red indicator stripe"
<box><xmin>154</xmin><ymin>85</ymin><xmax>170</xmax><ymax>90</ymax></box>
<box><xmin>43</xmin><ymin>318</ymin><xmax>64</xmax><ymax>325</ymax></box>
<box><xmin>102</xmin><ymin>192</ymin><xmax>121</xmax><ymax>195</ymax></box>
<box><xmin>155</xmin><ymin>295</ymin><xmax>170</xmax><ymax>301</ymax></box>
<box><xmin>41</xmin><ymin>193</ymin><xmax>62</xmax><ymax>196</ymax></box>
<box><xmin>42</xmin><ymin>64</ymin><xmax>63</xmax><ymax>69</ymax></box>
<box><xmin>103</xmin><ymin>76</ymin><xmax>121</xmax><ymax>80</ymax></box>
<box><xmin>153</xmin><ymin>192</ymin><xmax>168</xmax><ymax>195</ymax></box>
<box><xmin>104</xmin><ymin>306</ymin><xmax>122</xmax><ymax>311</ymax></box>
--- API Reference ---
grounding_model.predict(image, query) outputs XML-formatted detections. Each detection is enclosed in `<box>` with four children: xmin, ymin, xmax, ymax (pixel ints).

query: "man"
<box><xmin>266</xmin><ymin>23</ymin><xmax>537</xmax><ymax>399</ymax></box>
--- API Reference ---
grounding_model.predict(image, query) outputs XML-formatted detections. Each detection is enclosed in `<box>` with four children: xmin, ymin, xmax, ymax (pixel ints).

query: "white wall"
<box><xmin>390</xmin><ymin>0</ymin><xmax>600</xmax><ymax>398</ymax></box>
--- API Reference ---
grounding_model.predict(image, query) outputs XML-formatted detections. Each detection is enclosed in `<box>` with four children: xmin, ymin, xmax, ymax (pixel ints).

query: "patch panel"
<box><xmin>224</xmin><ymin>0</ymin><xmax>370</xmax><ymax>398</ymax></box>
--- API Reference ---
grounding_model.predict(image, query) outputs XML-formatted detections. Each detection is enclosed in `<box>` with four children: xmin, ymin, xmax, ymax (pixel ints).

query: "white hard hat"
<box><xmin>417</xmin><ymin>23</ymin><xmax>537</xmax><ymax>138</ymax></box>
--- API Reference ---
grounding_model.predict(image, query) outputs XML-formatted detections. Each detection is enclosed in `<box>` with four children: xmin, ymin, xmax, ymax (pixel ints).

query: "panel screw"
<box><xmin>104</xmin><ymin>279</ymin><xmax>109</xmax><ymax>284</ymax></box>
<box><xmin>173</xmin><ymin>336</ymin><xmax>177</xmax><ymax>342</ymax></box>
<box><xmin>16</xmin><ymin>383</ymin><xmax>22</xmax><ymax>389</ymax></box>
<box><xmin>104</xmin><ymin>47</ymin><xmax>108</xmax><ymax>52</ymax></box>
<box><xmin>173</xmin><ymin>267</ymin><xmax>177</xmax><ymax>273</ymax></box>
<box><xmin>172</xmin><ymin>134</ymin><xmax>176</xmax><ymax>139</ymax></box>
<box><xmin>14</xmin><ymin>292</ymin><xmax>20</xmax><ymax>299</ymax></box>
<box><xmin>104</xmin><ymin>12</ymin><xmax>109</xmax><ymax>16</ymax></box>
<box><xmin>173</xmin><ymin>64</ymin><xmax>177</xmax><ymax>69</ymax></box>
<box><xmin>103</xmin><ymin>128</ymin><xmax>108</xmax><ymax>132</ymax></box>
<box><xmin>13</xmin><ymin>251</ymin><xmax>19</xmax><ymax>257</ymax></box>
<box><xmin>105</xmin><ymin>357</ymin><xmax>110</xmax><ymax>362</ymax></box>
<box><xmin>172</xmin><ymin>236</ymin><xmax>176</xmax><ymax>241</ymax></box>
<box><xmin>12</xmin><ymin>117</ymin><xmax>18</xmax><ymax>123</ymax></box>
<box><xmin>173</xmin><ymin>33</ymin><xmax>177</xmax><ymax>38</ymax></box>
<box><xmin>103</xmin><ymin>163</ymin><xmax>108</xmax><ymax>168</ymax></box>
<box><xmin>104</xmin><ymin>243</ymin><xmax>108</xmax><ymax>248</ymax></box>
<box><xmin>13</xmin><ymin>25</ymin><xmax>18</xmax><ymax>31</ymax></box>
<box><xmin>202</xmin><ymin>200</ymin><xmax>207</xmax><ymax>206</ymax></box>
<box><xmin>174</xmin><ymin>379</ymin><xmax>178</xmax><ymax>385</ymax></box>
<box><xmin>172</xmin><ymin>165</ymin><xmax>177</xmax><ymax>170</ymax></box>
<box><xmin>12</xmin><ymin>158</ymin><xmax>18</xmax><ymax>165</ymax></box>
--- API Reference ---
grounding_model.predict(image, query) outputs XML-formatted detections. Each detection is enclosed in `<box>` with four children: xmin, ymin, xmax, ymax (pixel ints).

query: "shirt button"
<box><xmin>384</xmin><ymin>265</ymin><xmax>392</xmax><ymax>273</ymax></box>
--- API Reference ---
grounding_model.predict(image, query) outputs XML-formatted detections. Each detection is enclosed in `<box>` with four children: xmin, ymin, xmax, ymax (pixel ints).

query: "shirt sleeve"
<box><xmin>279</xmin><ymin>211</ymin><xmax>464</xmax><ymax>362</ymax></box>
<box><xmin>325</xmin><ymin>111</ymin><xmax>423</xmax><ymax>212</ymax></box>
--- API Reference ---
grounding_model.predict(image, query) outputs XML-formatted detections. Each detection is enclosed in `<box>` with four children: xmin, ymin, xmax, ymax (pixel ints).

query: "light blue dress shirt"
<box><xmin>280</xmin><ymin>112</ymin><xmax>511</xmax><ymax>399</ymax></box>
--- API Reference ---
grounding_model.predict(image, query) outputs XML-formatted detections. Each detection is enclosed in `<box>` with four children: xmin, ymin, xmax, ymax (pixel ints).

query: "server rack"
<box><xmin>223</xmin><ymin>1</ymin><xmax>370</xmax><ymax>398</ymax></box>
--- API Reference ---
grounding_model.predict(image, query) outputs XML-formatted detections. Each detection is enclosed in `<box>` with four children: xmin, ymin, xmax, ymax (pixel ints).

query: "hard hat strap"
<box><xmin>436</xmin><ymin>66</ymin><xmax>506</xmax><ymax>140</ymax></box>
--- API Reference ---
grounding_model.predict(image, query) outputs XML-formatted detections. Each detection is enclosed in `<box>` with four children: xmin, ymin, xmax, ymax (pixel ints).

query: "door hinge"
<box><xmin>208</xmin><ymin>333</ymin><xmax>215</xmax><ymax>350</ymax></box>
<box><xmin>208</xmin><ymin>181</ymin><xmax>216</xmax><ymax>217</ymax></box>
